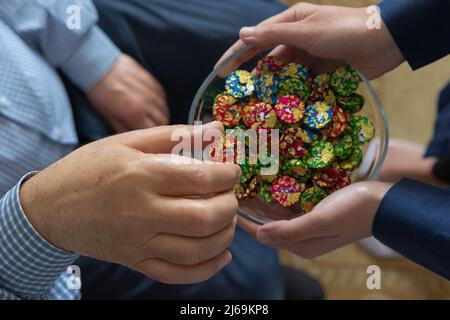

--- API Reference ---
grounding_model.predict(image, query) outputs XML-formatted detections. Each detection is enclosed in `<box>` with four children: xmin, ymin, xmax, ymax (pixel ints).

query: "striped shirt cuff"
<box><xmin>60</xmin><ymin>26</ymin><xmax>121</xmax><ymax>92</ymax></box>
<box><xmin>0</xmin><ymin>173</ymin><xmax>79</xmax><ymax>298</ymax></box>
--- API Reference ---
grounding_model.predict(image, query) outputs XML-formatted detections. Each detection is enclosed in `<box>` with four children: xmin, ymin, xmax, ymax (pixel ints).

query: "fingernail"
<box><xmin>257</xmin><ymin>230</ymin><xmax>273</xmax><ymax>244</ymax></box>
<box><xmin>219</xmin><ymin>252</ymin><xmax>232</xmax><ymax>269</ymax></box>
<box><xmin>240</xmin><ymin>26</ymin><xmax>255</xmax><ymax>37</ymax></box>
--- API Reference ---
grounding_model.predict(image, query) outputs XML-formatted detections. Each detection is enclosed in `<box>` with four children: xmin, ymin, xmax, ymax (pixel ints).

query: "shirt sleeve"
<box><xmin>378</xmin><ymin>0</ymin><xmax>450</xmax><ymax>70</ymax></box>
<box><xmin>373</xmin><ymin>178</ymin><xmax>450</xmax><ymax>280</ymax></box>
<box><xmin>0</xmin><ymin>0</ymin><xmax>120</xmax><ymax>91</ymax></box>
<box><xmin>0</xmin><ymin>173</ymin><xmax>80</xmax><ymax>300</ymax></box>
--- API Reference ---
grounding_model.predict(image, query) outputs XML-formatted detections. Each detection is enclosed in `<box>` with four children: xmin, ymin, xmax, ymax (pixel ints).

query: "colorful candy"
<box><xmin>235</xmin><ymin>175</ymin><xmax>258</xmax><ymax>199</ymax></box>
<box><xmin>210</xmin><ymin>57</ymin><xmax>376</xmax><ymax>216</ymax></box>
<box><xmin>322</xmin><ymin>105</ymin><xmax>348</xmax><ymax>138</ymax></box>
<box><xmin>280</xmin><ymin>127</ymin><xmax>313</xmax><ymax>158</ymax></box>
<box><xmin>306</xmin><ymin>141</ymin><xmax>335</xmax><ymax>169</ymax></box>
<box><xmin>282</xmin><ymin>158</ymin><xmax>311</xmax><ymax>182</ymax></box>
<box><xmin>212</xmin><ymin>92</ymin><xmax>242</xmax><ymax>127</ymax></box>
<box><xmin>256</xmin><ymin>73</ymin><xmax>280</xmax><ymax>104</ymax></box>
<box><xmin>300</xmin><ymin>186</ymin><xmax>328</xmax><ymax>213</ymax></box>
<box><xmin>312</xmin><ymin>167</ymin><xmax>344</xmax><ymax>189</ymax></box>
<box><xmin>338</xmin><ymin>146</ymin><xmax>363</xmax><ymax>170</ymax></box>
<box><xmin>225</xmin><ymin>70</ymin><xmax>255</xmax><ymax>98</ymax></box>
<box><xmin>337</xmin><ymin>93</ymin><xmax>365</xmax><ymax>113</ymax></box>
<box><xmin>256</xmin><ymin>56</ymin><xmax>284</xmax><ymax>75</ymax></box>
<box><xmin>242</xmin><ymin>101</ymin><xmax>277</xmax><ymax>130</ymax></box>
<box><xmin>333</xmin><ymin>135</ymin><xmax>355</xmax><ymax>159</ymax></box>
<box><xmin>274</xmin><ymin>95</ymin><xmax>305</xmax><ymax>124</ymax></box>
<box><xmin>278</xmin><ymin>77</ymin><xmax>309</xmax><ymax>101</ymax></box>
<box><xmin>279</xmin><ymin>63</ymin><xmax>311</xmax><ymax>82</ymax></box>
<box><xmin>259</xmin><ymin>181</ymin><xmax>274</xmax><ymax>203</ymax></box>
<box><xmin>304</xmin><ymin>102</ymin><xmax>334</xmax><ymax>130</ymax></box>
<box><xmin>271</xmin><ymin>176</ymin><xmax>304</xmax><ymax>207</ymax></box>
<box><xmin>349</xmin><ymin>116</ymin><xmax>375</xmax><ymax>144</ymax></box>
<box><xmin>331</xmin><ymin>65</ymin><xmax>360</xmax><ymax>97</ymax></box>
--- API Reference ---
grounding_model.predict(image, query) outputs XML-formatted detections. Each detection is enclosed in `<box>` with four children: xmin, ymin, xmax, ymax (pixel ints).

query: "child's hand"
<box><xmin>239</xmin><ymin>181</ymin><xmax>392</xmax><ymax>259</ymax></box>
<box><xmin>218</xmin><ymin>3</ymin><xmax>404</xmax><ymax>80</ymax></box>
<box><xmin>88</xmin><ymin>54</ymin><xmax>169</xmax><ymax>132</ymax></box>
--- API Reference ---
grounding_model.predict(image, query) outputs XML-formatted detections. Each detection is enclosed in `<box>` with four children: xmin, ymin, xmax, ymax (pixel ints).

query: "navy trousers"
<box><xmin>65</xmin><ymin>0</ymin><xmax>288</xmax><ymax>299</ymax></box>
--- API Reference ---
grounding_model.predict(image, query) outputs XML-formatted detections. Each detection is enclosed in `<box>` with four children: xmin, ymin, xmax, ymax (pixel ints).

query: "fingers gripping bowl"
<box><xmin>188</xmin><ymin>45</ymin><xmax>389</xmax><ymax>225</ymax></box>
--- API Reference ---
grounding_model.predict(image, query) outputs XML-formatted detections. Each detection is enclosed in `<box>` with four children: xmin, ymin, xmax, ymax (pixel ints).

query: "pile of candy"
<box><xmin>210</xmin><ymin>56</ymin><xmax>375</xmax><ymax>213</ymax></box>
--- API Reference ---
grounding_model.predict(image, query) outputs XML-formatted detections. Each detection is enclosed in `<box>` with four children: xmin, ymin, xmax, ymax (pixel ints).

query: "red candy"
<box><xmin>212</xmin><ymin>92</ymin><xmax>243</xmax><ymax>127</ymax></box>
<box><xmin>274</xmin><ymin>95</ymin><xmax>305</xmax><ymax>124</ymax></box>
<box><xmin>322</xmin><ymin>105</ymin><xmax>348</xmax><ymax>138</ymax></box>
<box><xmin>242</xmin><ymin>101</ymin><xmax>277</xmax><ymax>130</ymax></box>
<box><xmin>329</xmin><ymin>171</ymin><xmax>352</xmax><ymax>192</ymax></box>
<box><xmin>312</xmin><ymin>167</ymin><xmax>344</xmax><ymax>188</ymax></box>
<box><xmin>256</xmin><ymin>56</ymin><xmax>284</xmax><ymax>76</ymax></box>
<box><xmin>280</xmin><ymin>127</ymin><xmax>314</xmax><ymax>158</ymax></box>
<box><xmin>271</xmin><ymin>176</ymin><xmax>304</xmax><ymax>207</ymax></box>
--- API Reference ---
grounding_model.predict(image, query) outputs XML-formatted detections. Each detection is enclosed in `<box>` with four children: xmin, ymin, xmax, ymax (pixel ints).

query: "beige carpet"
<box><xmin>280</xmin><ymin>0</ymin><xmax>450</xmax><ymax>299</ymax></box>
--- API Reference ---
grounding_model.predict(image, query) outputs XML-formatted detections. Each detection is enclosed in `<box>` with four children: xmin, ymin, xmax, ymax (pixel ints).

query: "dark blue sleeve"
<box><xmin>373</xmin><ymin>179</ymin><xmax>450</xmax><ymax>280</ymax></box>
<box><xmin>378</xmin><ymin>0</ymin><xmax>450</xmax><ymax>69</ymax></box>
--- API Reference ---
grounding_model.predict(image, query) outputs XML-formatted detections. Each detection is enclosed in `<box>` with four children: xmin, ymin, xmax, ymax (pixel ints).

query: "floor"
<box><xmin>281</xmin><ymin>0</ymin><xmax>450</xmax><ymax>299</ymax></box>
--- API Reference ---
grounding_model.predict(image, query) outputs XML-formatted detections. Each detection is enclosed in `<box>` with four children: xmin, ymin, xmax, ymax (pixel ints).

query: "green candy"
<box><xmin>337</xmin><ymin>93</ymin><xmax>365</xmax><ymax>113</ymax></box>
<box><xmin>339</xmin><ymin>146</ymin><xmax>363</xmax><ymax>170</ymax></box>
<box><xmin>331</xmin><ymin>65</ymin><xmax>360</xmax><ymax>97</ymax></box>
<box><xmin>306</xmin><ymin>141</ymin><xmax>335</xmax><ymax>169</ymax></box>
<box><xmin>239</xmin><ymin>161</ymin><xmax>258</xmax><ymax>184</ymax></box>
<box><xmin>282</xmin><ymin>159</ymin><xmax>311</xmax><ymax>182</ymax></box>
<box><xmin>333</xmin><ymin>135</ymin><xmax>355</xmax><ymax>159</ymax></box>
<box><xmin>349</xmin><ymin>116</ymin><xmax>375</xmax><ymax>144</ymax></box>
<box><xmin>259</xmin><ymin>181</ymin><xmax>274</xmax><ymax>203</ymax></box>
<box><xmin>278</xmin><ymin>77</ymin><xmax>309</xmax><ymax>101</ymax></box>
<box><xmin>301</xmin><ymin>186</ymin><xmax>328</xmax><ymax>213</ymax></box>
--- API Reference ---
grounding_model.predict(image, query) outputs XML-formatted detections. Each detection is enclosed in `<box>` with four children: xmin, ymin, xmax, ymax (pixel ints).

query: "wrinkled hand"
<box><xmin>20</xmin><ymin>122</ymin><xmax>241</xmax><ymax>284</ymax></box>
<box><xmin>88</xmin><ymin>54</ymin><xmax>169</xmax><ymax>132</ymax></box>
<box><xmin>239</xmin><ymin>181</ymin><xmax>392</xmax><ymax>259</ymax></box>
<box><xmin>218</xmin><ymin>3</ymin><xmax>405</xmax><ymax>80</ymax></box>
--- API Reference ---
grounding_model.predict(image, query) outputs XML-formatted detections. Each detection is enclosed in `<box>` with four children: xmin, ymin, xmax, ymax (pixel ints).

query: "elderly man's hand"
<box><xmin>239</xmin><ymin>181</ymin><xmax>392</xmax><ymax>259</ymax></box>
<box><xmin>219</xmin><ymin>3</ymin><xmax>405</xmax><ymax>80</ymax></box>
<box><xmin>20</xmin><ymin>122</ymin><xmax>240</xmax><ymax>284</ymax></box>
<box><xmin>88</xmin><ymin>54</ymin><xmax>170</xmax><ymax>132</ymax></box>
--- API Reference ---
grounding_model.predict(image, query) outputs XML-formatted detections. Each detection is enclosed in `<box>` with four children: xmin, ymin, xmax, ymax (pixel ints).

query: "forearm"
<box><xmin>0</xmin><ymin>0</ymin><xmax>120</xmax><ymax>91</ymax></box>
<box><xmin>379</xmin><ymin>0</ymin><xmax>450</xmax><ymax>69</ymax></box>
<box><xmin>373</xmin><ymin>178</ymin><xmax>450</xmax><ymax>279</ymax></box>
<box><xmin>0</xmin><ymin>173</ymin><xmax>79</xmax><ymax>300</ymax></box>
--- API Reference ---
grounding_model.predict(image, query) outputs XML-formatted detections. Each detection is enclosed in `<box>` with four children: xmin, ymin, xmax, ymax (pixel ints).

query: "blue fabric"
<box><xmin>0</xmin><ymin>174</ymin><xmax>80</xmax><ymax>300</ymax></box>
<box><xmin>425</xmin><ymin>82</ymin><xmax>450</xmax><ymax>157</ymax></box>
<box><xmin>374</xmin><ymin>0</ymin><xmax>450</xmax><ymax>279</ymax></box>
<box><xmin>78</xmin><ymin>228</ymin><xmax>283</xmax><ymax>300</ymax></box>
<box><xmin>0</xmin><ymin>0</ymin><xmax>120</xmax><ymax>299</ymax></box>
<box><xmin>378</xmin><ymin>0</ymin><xmax>450</xmax><ymax>70</ymax></box>
<box><xmin>373</xmin><ymin>179</ymin><xmax>450</xmax><ymax>280</ymax></box>
<box><xmin>71</xmin><ymin>0</ymin><xmax>287</xmax><ymax>299</ymax></box>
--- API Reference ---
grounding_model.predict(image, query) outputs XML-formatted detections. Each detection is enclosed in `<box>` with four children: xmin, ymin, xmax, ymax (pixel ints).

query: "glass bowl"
<box><xmin>188</xmin><ymin>45</ymin><xmax>389</xmax><ymax>225</ymax></box>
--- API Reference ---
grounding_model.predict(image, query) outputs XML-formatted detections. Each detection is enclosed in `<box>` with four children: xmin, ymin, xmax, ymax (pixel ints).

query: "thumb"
<box><xmin>108</xmin><ymin>121</ymin><xmax>224</xmax><ymax>154</ymax></box>
<box><xmin>240</xmin><ymin>22</ymin><xmax>307</xmax><ymax>49</ymax></box>
<box><xmin>256</xmin><ymin>213</ymin><xmax>331</xmax><ymax>245</ymax></box>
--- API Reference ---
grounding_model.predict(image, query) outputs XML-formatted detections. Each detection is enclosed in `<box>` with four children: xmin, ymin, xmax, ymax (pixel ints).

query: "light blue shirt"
<box><xmin>0</xmin><ymin>0</ymin><xmax>120</xmax><ymax>299</ymax></box>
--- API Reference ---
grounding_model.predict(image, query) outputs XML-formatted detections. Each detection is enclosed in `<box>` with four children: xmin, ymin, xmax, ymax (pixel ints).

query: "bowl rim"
<box><xmin>189</xmin><ymin>44</ymin><xmax>389</xmax><ymax>225</ymax></box>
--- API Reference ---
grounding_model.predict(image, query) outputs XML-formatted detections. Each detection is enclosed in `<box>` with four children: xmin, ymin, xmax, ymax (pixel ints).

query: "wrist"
<box><xmin>363</xmin><ymin>181</ymin><xmax>394</xmax><ymax>229</ymax></box>
<box><xmin>19</xmin><ymin>171</ymin><xmax>71</xmax><ymax>253</ymax></box>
